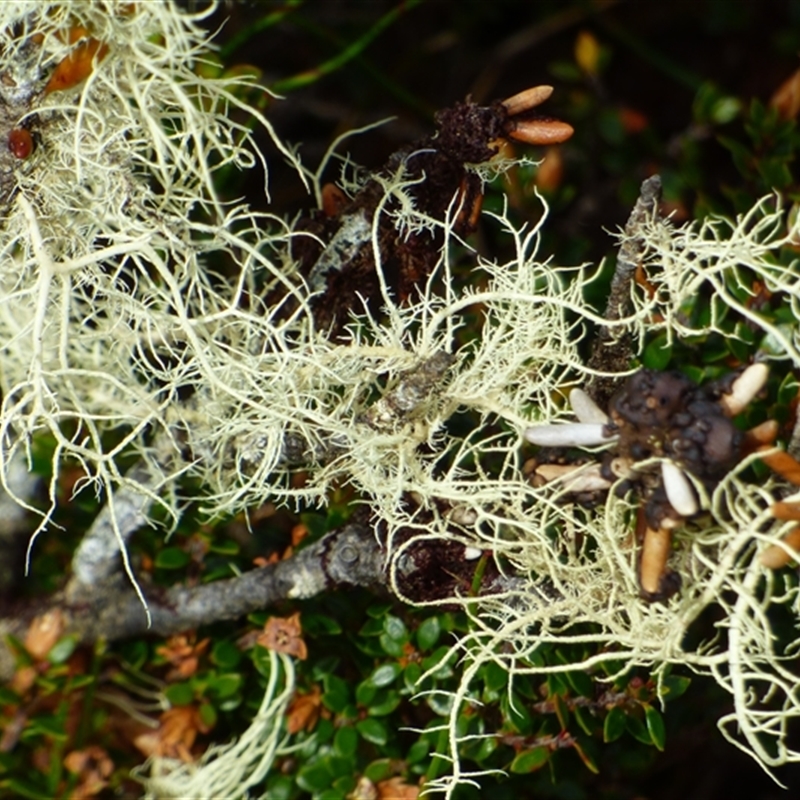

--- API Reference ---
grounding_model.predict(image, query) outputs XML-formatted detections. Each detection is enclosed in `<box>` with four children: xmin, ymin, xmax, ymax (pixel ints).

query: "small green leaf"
<box><xmin>481</xmin><ymin>660</ymin><xmax>507</xmax><ymax>694</ymax></box>
<box><xmin>404</xmin><ymin>661</ymin><xmax>421</xmax><ymax>690</ymax></box>
<box><xmin>603</xmin><ymin>705</ymin><xmax>627</xmax><ymax>742</ymax></box>
<box><xmin>48</xmin><ymin>635</ymin><xmax>78</xmax><ymax>665</ymax></box>
<box><xmin>416</xmin><ymin>616</ymin><xmax>441</xmax><ymax>651</ymax></box>
<box><xmin>573</xmin><ymin>738</ymin><xmax>600</xmax><ymax>774</ymax></box>
<box><xmin>368</xmin><ymin>690</ymin><xmax>400</xmax><ymax>716</ymax></box>
<box><xmin>264</xmin><ymin>775</ymin><xmax>293</xmax><ymax>800</ymax></box>
<box><xmin>296</xmin><ymin>760</ymin><xmax>333</xmax><ymax>793</ymax></box>
<box><xmin>302</xmin><ymin>614</ymin><xmax>343</xmax><ymax>636</ymax></box>
<box><xmin>211</xmin><ymin>640</ymin><xmax>242</xmax><ymax>670</ymax></box>
<box><xmin>358</xmin><ymin>618</ymin><xmax>384</xmax><ymax>637</ymax></box>
<box><xmin>364</xmin><ymin>758</ymin><xmax>393</xmax><ymax>782</ymax></box>
<box><xmin>154</xmin><ymin>546</ymin><xmax>190</xmax><ymax>570</ymax></box>
<box><xmin>323</xmin><ymin>675</ymin><xmax>351</xmax><ymax>714</ymax></box>
<box><xmin>355</xmin><ymin>680</ymin><xmax>377</xmax><ymax>707</ymax></box>
<box><xmin>164</xmin><ymin>682</ymin><xmax>194</xmax><ymax>706</ymax></box>
<box><xmin>366</xmin><ymin>602</ymin><xmax>393</xmax><ymax>619</ymax></box>
<box><xmin>24</xmin><ymin>714</ymin><xmax>68</xmax><ymax>741</ymax></box>
<box><xmin>565</xmin><ymin>669</ymin><xmax>593</xmax><ymax>698</ymax></box>
<box><xmin>574</xmin><ymin>705</ymin><xmax>595</xmax><ymax>736</ymax></box>
<box><xmin>208</xmin><ymin>673</ymin><xmax>242</xmax><ymax>700</ymax></box>
<box><xmin>369</xmin><ymin>663</ymin><xmax>401</xmax><ymax>688</ymax></box>
<box><xmin>644</xmin><ymin>704</ymin><xmax>666</xmax><ymax>751</ymax></box>
<box><xmin>316</xmin><ymin>790</ymin><xmax>345</xmax><ymax>800</ymax></box>
<box><xmin>334</xmin><ymin>725</ymin><xmax>358</xmax><ymax>758</ymax></box>
<box><xmin>509</xmin><ymin>747</ymin><xmax>549</xmax><ymax>774</ymax></box>
<box><xmin>198</xmin><ymin>702</ymin><xmax>218</xmax><ymax>729</ymax></box>
<box><xmin>659</xmin><ymin>674</ymin><xmax>691</xmax><ymax>702</ymax></box>
<box><xmin>209</xmin><ymin>539</ymin><xmax>239</xmax><ymax>555</ymax></box>
<box><xmin>642</xmin><ymin>334</ymin><xmax>672</xmax><ymax>371</ymax></box>
<box><xmin>356</xmin><ymin>717</ymin><xmax>388</xmax><ymax>745</ymax></box>
<box><xmin>626</xmin><ymin>714</ymin><xmax>653</xmax><ymax>746</ymax></box>
<box><xmin>3</xmin><ymin>776</ymin><xmax>53</xmax><ymax>800</ymax></box>
<box><xmin>407</xmin><ymin>739</ymin><xmax>430</xmax><ymax>765</ymax></box>
<box><xmin>501</xmin><ymin>691</ymin><xmax>532</xmax><ymax>734</ymax></box>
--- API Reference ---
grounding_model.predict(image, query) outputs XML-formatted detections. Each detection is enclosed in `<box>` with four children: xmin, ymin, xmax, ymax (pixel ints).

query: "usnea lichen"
<box><xmin>1</xmin><ymin>1</ymin><xmax>800</xmax><ymax>796</ymax></box>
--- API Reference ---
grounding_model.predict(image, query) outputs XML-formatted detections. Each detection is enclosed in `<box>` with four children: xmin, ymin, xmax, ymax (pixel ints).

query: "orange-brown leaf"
<box><xmin>771</xmin><ymin>67</ymin><xmax>800</xmax><ymax>120</ymax></box>
<box><xmin>286</xmin><ymin>685</ymin><xmax>322</xmax><ymax>733</ymax></box>
<box><xmin>25</xmin><ymin>608</ymin><xmax>66</xmax><ymax>660</ymax></box>
<box><xmin>534</xmin><ymin>146</ymin><xmax>564</xmax><ymax>193</ymax></box>
<box><xmin>377</xmin><ymin>776</ymin><xmax>420</xmax><ymax>800</ymax></box>
<box><xmin>133</xmin><ymin>706</ymin><xmax>208</xmax><ymax>762</ymax></box>
<box><xmin>257</xmin><ymin>612</ymin><xmax>308</xmax><ymax>660</ymax></box>
<box><xmin>758</xmin><ymin>446</ymin><xmax>800</xmax><ymax>485</ymax></box>
<box><xmin>45</xmin><ymin>38</ymin><xmax>109</xmax><ymax>94</ymax></box>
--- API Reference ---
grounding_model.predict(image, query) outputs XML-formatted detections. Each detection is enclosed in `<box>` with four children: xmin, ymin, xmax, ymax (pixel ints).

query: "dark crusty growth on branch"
<box><xmin>604</xmin><ymin>369</ymin><xmax>743</xmax><ymax>530</ymax></box>
<box><xmin>289</xmin><ymin>88</ymin><xmax>572</xmax><ymax>335</ymax></box>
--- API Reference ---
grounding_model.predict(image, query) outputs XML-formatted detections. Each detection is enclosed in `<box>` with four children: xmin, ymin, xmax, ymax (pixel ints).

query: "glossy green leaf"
<box><xmin>659</xmin><ymin>674</ymin><xmax>691</xmax><ymax>702</ymax></box>
<box><xmin>369</xmin><ymin>663</ymin><xmax>401</xmax><ymax>688</ymax></box>
<box><xmin>364</xmin><ymin>758</ymin><xmax>393</xmax><ymax>782</ymax></box>
<box><xmin>47</xmin><ymin>635</ymin><xmax>78</xmax><ymax>665</ymax></box>
<box><xmin>644</xmin><ymin>703</ymin><xmax>666</xmax><ymax>751</ymax></box>
<box><xmin>154</xmin><ymin>546</ymin><xmax>190</xmax><ymax>569</ymax></box>
<box><xmin>481</xmin><ymin>660</ymin><xmax>507</xmax><ymax>694</ymax></box>
<box><xmin>208</xmin><ymin>538</ymin><xmax>239</xmax><ymax>555</ymax></box>
<box><xmin>355</xmin><ymin>680</ymin><xmax>377</xmax><ymax>707</ymax></box>
<box><xmin>296</xmin><ymin>760</ymin><xmax>333</xmax><ymax>793</ymax></box>
<box><xmin>198</xmin><ymin>702</ymin><xmax>218</xmax><ymax>729</ymax></box>
<box><xmin>334</xmin><ymin>725</ymin><xmax>358</xmax><ymax>758</ymax></box>
<box><xmin>404</xmin><ymin>661</ymin><xmax>421</xmax><ymax>690</ymax></box>
<box><xmin>164</xmin><ymin>681</ymin><xmax>194</xmax><ymax>706</ymax></box>
<box><xmin>574</xmin><ymin>704</ymin><xmax>595</xmax><ymax>736</ymax></box>
<box><xmin>368</xmin><ymin>690</ymin><xmax>400</xmax><ymax>716</ymax></box>
<box><xmin>625</xmin><ymin>713</ymin><xmax>653</xmax><ymax>746</ymax></box>
<box><xmin>23</xmin><ymin>714</ymin><xmax>68</xmax><ymax>741</ymax></box>
<box><xmin>642</xmin><ymin>334</ymin><xmax>672</xmax><ymax>371</ymax></box>
<box><xmin>322</xmin><ymin>674</ymin><xmax>351</xmax><ymax>713</ymax></box>
<box><xmin>603</xmin><ymin>705</ymin><xmax>627</xmax><ymax>742</ymax></box>
<box><xmin>509</xmin><ymin>747</ymin><xmax>549</xmax><ymax>774</ymax></box>
<box><xmin>211</xmin><ymin>640</ymin><xmax>242</xmax><ymax>670</ymax></box>
<box><xmin>208</xmin><ymin>672</ymin><xmax>242</xmax><ymax>700</ymax></box>
<box><xmin>416</xmin><ymin>616</ymin><xmax>441</xmax><ymax>651</ymax></box>
<box><xmin>380</xmin><ymin>615</ymin><xmax>408</xmax><ymax>656</ymax></box>
<box><xmin>316</xmin><ymin>790</ymin><xmax>345</xmax><ymax>800</ymax></box>
<box><xmin>366</xmin><ymin>602</ymin><xmax>393</xmax><ymax>619</ymax></box>
<box><xmin>356</xmin><ymin>717</ymin><xmax>388</xmax><ymax>745</ymax></box>
<box><xmin>573</xmin><ymin>737</ymin><xmax>600</xmax><ymax>774</ymax></box>
<box><xmin>406</xmin><ymin>739</ymin><xmax>430</xmax><ymax>765</ymax></box>
<box><xmin>264</xmin><ymin>775</ymin><xmax>293</xmax><ymax>800</ymax></box>
<box><xmin>302</xmin><ymin>614</ymin><xmax>343</xmax><ymax>636</ymax></box>
<box><xmin>2</xmin><ymin>776</ymin><xmax>53</xmax><ymax>800</ymax></box>
<box><xmin>358</xmin><ymin>618</ymin><xmax>384</xmax><ymax>637</ymax></box>
<box><xmin>565</xmin><ymin>669</ymin><xmax>594</xmax><ymax>698</ymax></box>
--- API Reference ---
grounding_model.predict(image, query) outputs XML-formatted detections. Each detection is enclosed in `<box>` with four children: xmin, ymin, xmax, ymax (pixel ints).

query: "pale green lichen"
<box><xmin>1</xmin><ymin>1</ymin><xmax>800</xmax><ymax>796</ymax></box>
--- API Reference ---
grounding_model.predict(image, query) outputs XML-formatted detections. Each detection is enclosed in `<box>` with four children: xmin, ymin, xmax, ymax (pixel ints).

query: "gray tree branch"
<box><xmin>587</xmin><ymin>174</ymin><xmax>662</xmax><ymax>406</ymax></box>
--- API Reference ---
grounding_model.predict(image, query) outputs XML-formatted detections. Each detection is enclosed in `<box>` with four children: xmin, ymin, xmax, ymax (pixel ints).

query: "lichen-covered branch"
<box><xmin>586</xmin><ymin>174</ymin><xmax>662</xmax><ymax>405</ymax></box>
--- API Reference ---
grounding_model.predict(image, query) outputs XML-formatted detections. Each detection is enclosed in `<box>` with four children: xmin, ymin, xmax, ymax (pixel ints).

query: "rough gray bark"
<box><xmin>0</xmin><ymin>522</ymin><xmax>387</xmax><ymax>680</ymax></box>
<box><xmin>586</xmin><ymin>174</ymin><xmax>662</xmax><ymax>407</ymax></box>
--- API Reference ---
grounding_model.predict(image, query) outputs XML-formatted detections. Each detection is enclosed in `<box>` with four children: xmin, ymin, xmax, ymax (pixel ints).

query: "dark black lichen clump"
<box><xmin>603</xmin><ymin>369</ymin><xmax>744</xmax><ymax>530</ymax></box>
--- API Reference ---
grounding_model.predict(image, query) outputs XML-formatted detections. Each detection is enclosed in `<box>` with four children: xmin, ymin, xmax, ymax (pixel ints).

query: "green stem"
<box><xmin>270</xmin><ymin>0</ymin><xmax>425</xmax><ymax>95</ymax></box>
<box><xmin>219</xmin><ymin>0</ymin><xmax>306</xmax><ymax>62</ymax></box>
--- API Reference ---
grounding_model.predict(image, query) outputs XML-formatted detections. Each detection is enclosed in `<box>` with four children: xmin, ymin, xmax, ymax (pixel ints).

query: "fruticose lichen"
<box><xmin>1</xmin><ymin>1</ymin><xmax>800</xmax><ymax>796</ymax></box>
